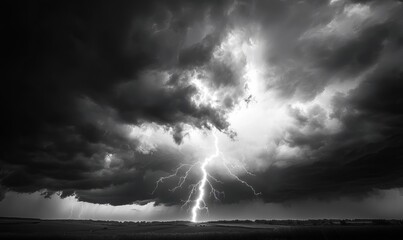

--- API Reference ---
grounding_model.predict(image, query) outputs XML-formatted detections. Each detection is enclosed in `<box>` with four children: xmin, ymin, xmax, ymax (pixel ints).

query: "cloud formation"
<box><xmin>1</xmin><ymin>0</ymin><xmax>403</xmax><ymax>209</ymax></box>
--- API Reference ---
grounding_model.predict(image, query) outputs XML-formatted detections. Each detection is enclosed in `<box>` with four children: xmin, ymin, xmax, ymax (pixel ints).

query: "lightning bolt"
<box><xmin>221</xmin><ymin>154</ymin><xmax>262</xmax><ymax>196</ymax></box>
<box><xmin>151</xmin><ymin>163</ymin><xmax>196</xmax><ymax>195</ymax></box>
<box><xmin>190</xmin><ymin>131</ymin><xmax>221</xmax><ymax>222</ymax></box>
<box><xmin>152</xmin><ymin>128</ymin><xmax>261</xmax><ymax>223</ymax></box>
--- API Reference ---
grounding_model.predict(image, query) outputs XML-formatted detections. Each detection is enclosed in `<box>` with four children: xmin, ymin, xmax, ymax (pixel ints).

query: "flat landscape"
<box><xmin>1</xmin><ymin>217</ymin><xmax>402</xmax><ymax>240</ymax></box>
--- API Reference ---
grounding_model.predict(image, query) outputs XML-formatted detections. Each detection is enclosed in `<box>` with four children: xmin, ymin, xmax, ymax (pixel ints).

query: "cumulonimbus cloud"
<box><xmin>1</xmin><ymin>0</ymin><xmax>403</xmax><ymax>207</ymax></box>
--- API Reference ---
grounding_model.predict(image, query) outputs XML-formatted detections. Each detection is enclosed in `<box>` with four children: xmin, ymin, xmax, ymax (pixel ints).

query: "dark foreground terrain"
<box><xmin>0</xmin><ymin>217</ymin><xmax>402</xmax><ymax>240</ymax></box>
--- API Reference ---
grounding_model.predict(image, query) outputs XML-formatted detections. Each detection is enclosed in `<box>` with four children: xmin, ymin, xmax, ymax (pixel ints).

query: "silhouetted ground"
<box><xmin>0</xmin><ymin>217</ymin><xmax>402</xmax><ymax>239</ymax></box>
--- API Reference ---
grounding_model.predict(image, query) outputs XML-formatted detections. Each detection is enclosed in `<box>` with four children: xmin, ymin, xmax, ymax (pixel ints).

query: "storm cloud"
<box><xmin>1</xmin><ymin>0</ymin><xmax>403</xmax><ymax>211</ymax></box>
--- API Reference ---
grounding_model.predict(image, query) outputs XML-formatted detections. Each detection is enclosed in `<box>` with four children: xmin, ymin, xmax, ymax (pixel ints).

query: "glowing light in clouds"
<box><xmin>153</xmin><ymin>129</ymin><xmax>261</xmax><ymax>222</ymax></box>
<box><xmin>151</xmin><ymin>29</ymin><xmax>345</xmax><ymax>221</ymax></box>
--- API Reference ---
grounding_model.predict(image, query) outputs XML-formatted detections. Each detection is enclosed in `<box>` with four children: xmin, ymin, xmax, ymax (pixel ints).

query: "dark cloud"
<box><xmin>179</xmin><ymin>34</ymin><xmax>221</xmax><ymax>68</ymax></box>
<box><xmin>1</xmin><ymin>0</ymin><xmax>403</xmax><ymax>209</ymax></box>
<box><xmin>254</xmin><ymin>136</ymin><xmax>403</xmax><ymax>203</ymax></box>
<box><xmin>192</xmin><ymin>0</ymin><xmax>403</xmax><ymax>205</ymax></box>
<box><xmin>0</xmin><ymin>0</ymin><xmax>236</xmax><ymax>204</ymax></box>
<box><xmin>248</xmin><ymin>20</ymin><xmax>403</xmax><ymax>203</ymax></box>
<box><xmin>256</xmin><ymin>0</ymin><xmax>402</xmax><ymax>101</ymax></box>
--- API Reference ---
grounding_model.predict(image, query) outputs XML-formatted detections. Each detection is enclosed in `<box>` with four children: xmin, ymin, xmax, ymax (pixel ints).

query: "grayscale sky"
<box><xmin>1</xmin><ymin>0</ymin><xmax>403</xmax><ymax>221</ymax></box>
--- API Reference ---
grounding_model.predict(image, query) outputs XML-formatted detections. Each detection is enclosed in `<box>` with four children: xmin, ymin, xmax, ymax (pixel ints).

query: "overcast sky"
<box><xmin>1</xmin><ymin>0</ymin><xmax>403</xmax><ymax>221</ymax></box>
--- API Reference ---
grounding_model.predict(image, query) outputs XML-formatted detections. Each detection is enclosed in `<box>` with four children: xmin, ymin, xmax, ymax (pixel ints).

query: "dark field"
<box><xmin>1</xmin><ymin>218</ymin><xmax>402</xmax><ymax>240</ymax></box>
